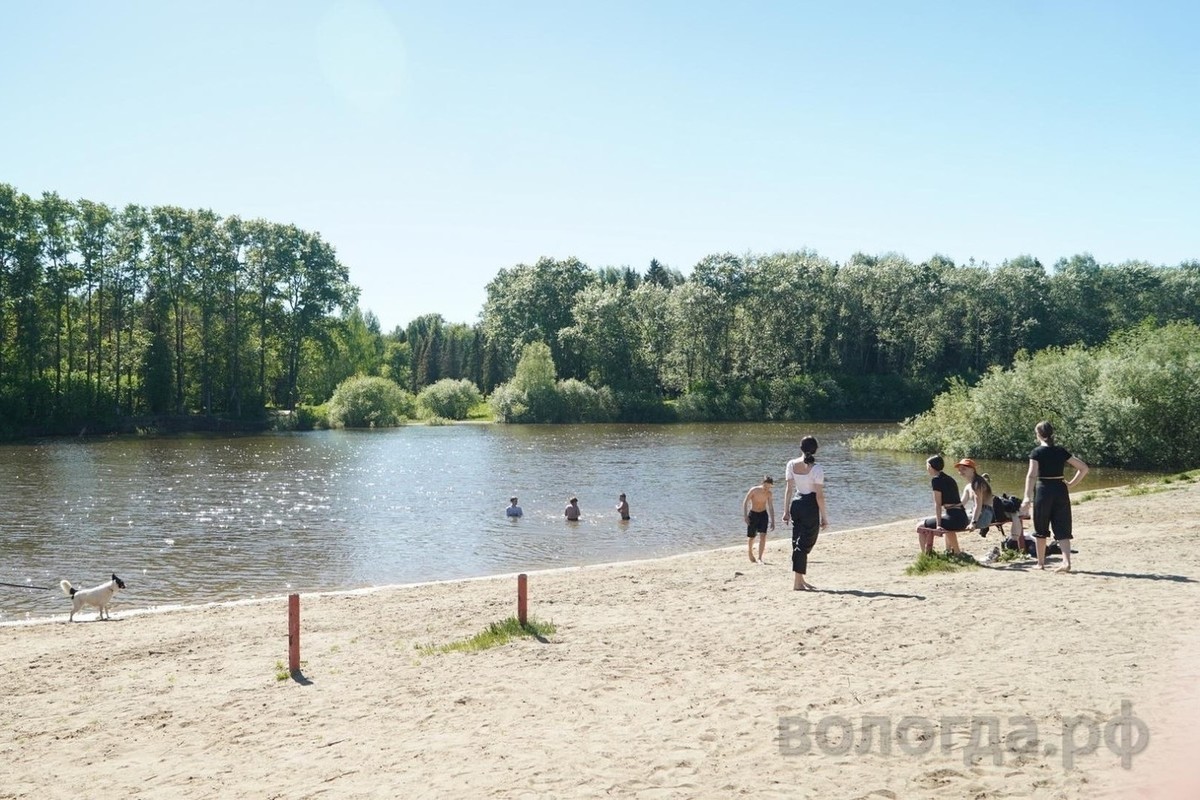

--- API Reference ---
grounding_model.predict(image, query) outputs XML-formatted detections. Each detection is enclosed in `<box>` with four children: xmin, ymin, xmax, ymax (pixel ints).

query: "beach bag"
<box><xmin>991</xmin><ymin>494</ymin><xmax>1017</xmax><ymax>523</ymax></box>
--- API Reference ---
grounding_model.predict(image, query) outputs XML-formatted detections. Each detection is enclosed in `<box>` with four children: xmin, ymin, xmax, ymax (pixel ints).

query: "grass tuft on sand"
<box><xmin>905</xmin><ymin>551</ymin><xmax>979</xmax><ymax>575</ymax></box>
<box><xmin>418</xmin><ymin>616</ymin><xmax>556</xmax><ymax>655</ymax></box>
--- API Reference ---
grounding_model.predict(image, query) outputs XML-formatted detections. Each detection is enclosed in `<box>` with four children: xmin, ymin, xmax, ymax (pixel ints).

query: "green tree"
<box><xmin>559</xmin><ymin>283</ymin><xmax>648</xmax><ymax>391</ymax></box>
<box><xmin>489</xmin><ymin>340</ymin><xmax>560</xmax><ymax>422</ymax></box>
<box><xmin>73</xmin><ymin>199</ymin><xmax>115</xmax><ymax>413</ymax></box>
<box><xmin>481</xmin><ymin>256</ymin><xmax>595</xmax><ymax>379</ymax></box>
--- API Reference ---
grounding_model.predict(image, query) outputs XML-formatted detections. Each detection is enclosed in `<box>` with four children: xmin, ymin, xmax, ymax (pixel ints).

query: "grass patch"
<box><xmin>995</xmin><ymin>547</ymin><xmax>1025</xmax><ymax>563</ymax></box>
<box><xmin>274</xmin><ymin>660</ymin><xmax>290</xmax><ymax>681</ymax></box>
<box><xmin>1076</xmin><ymin>491</ymin><xmax>1097</xmax><ymax>504</ymax></box>
<box><xmin>467</xmin><ymin>401</ymin><xmax>494</xmax><ymax>422</ymax></box>
<box><xmin>1125</xmin><ymin>484</ymin><xmax>1169</xmax><ymax>497</ymax></box>
<box><xmin>905</xmin><ymin>551</ymin><xmax>979</xmax><ymax>576</ymax></box>
<box><xmin>418</xmin><ymin>616</ymin><xmax>556</xmax><ymax>655</ymax></box>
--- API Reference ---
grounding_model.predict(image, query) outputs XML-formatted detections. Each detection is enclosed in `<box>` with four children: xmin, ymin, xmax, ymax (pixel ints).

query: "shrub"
<box><xmin>290</xmin><ymin>404</ymin><xmax>329</xmax><ymax>431</ymax></box>
<box><xmin>488</xmin><ymin>382</ymin><xmax>530</xmax><ymax>423</ymax></box>
<box><xmin>612</xmin><ymin>391</ymin><xmax>676</xmax><ymax>423</ymax></box>
<box><xmin>852</xmin><ymin>322</ymin><xmax>1200</xmax><ymax>470</ymax></box>
<box><xmin>556</xmin><ymin>379</ymin><xmax>617</xmax><ymax>423</ymax></box>
<box><xmin>417</xmin><ymin>379</ymin><xmax>483</xmax><ymax>421</ymax></box>
<box><xmin>327</xmin><ymin>375</ymin><xmax>415</xmax><ymax>428</ymax></box>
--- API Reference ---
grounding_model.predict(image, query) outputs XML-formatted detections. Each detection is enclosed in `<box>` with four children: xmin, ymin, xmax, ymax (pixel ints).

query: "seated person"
<box><xmin>918</xmin><ymin>455</ymin><xmax>968</xmax><ymax>555</ymax></box>
<box><xmin>954</xmin><ymin>459</ymin><xmax>1029</xmax><ymax>554</ymax></box>
<box><xmin>954</xmin><ymin>458</ymin><xmax>994</xmax><ymax>531</ymax></box>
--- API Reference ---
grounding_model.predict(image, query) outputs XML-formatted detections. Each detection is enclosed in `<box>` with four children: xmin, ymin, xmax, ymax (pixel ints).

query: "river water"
<box><xmin>0</xmin><ymin>422</ymin><xmax>1154</xmax><ymax>621</ymax></box>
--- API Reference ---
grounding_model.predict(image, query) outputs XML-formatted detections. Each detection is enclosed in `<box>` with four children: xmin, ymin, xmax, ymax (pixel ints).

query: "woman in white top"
<box><xmin>782</xmin><ymin>436</ymin><xmax>829</xmax><ymax>591</ymax></box>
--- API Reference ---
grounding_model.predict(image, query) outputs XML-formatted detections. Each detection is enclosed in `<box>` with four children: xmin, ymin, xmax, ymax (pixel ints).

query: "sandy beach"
<box><xmin>3</xmin><ymin>478</ymin><xmax>1199</xmax><ymax>799</ymax></box>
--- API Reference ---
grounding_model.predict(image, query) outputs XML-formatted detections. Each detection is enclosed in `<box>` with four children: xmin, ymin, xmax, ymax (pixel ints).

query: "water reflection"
<box><xmin>0</xmin><ymin>424</ymin><xmax>1156</xmax><ymax>620</ymax></box>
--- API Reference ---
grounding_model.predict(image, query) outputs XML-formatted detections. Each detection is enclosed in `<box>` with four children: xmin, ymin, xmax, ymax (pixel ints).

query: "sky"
<box><xmin>2</xmin><ymin>1</ymin><xmax>1197</xmax><ymax>331</ymax></box>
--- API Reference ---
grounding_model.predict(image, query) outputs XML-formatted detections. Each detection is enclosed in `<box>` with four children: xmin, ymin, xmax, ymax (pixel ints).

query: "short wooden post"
<box><xmin>288</xmin><ymin>593</ymin><xmax>300</xmax><ymax>674</ymax></box>
<box><xmin>517</xmin><ymin>573</ymin><xmax>528</xmax><ymax>626</ymax></box>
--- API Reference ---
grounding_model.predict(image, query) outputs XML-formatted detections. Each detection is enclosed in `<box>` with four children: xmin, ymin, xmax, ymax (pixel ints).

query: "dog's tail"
<box><xmin>60</xmin><ymin>580</ymin><xmax>75</xmax><ymax>597</ymax></box>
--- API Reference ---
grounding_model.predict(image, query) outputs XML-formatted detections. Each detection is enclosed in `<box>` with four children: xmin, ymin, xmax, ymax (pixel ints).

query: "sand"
<box><xmin>3</xmin><ymin>479</ymin><xmax>1199</xmax><ymax>799</ymax></box>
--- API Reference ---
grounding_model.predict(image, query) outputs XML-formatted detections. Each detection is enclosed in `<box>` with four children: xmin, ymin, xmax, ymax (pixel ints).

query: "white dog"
<box><xmin>60</xmin><ymin>573</ymin><xmax>126</xmax><ymax>622</ymax></box>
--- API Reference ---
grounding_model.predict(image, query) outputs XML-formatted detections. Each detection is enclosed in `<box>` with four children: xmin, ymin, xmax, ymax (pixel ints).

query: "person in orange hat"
<box><xmin>954</xmin><ymin>458</ymin><xmax>994</xmax><ymax>531</ymax></box>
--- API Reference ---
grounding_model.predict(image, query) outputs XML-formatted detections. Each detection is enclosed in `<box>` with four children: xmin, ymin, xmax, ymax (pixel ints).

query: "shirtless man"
<box><xmin>742</xmin><ymin>476</ymin><xmax>775</xmax><ymax>564</ymax></box>
<box><xmin>615</xmin><ymin>493</ymin><xmax>630</xmax><ymax>520</ymax></box>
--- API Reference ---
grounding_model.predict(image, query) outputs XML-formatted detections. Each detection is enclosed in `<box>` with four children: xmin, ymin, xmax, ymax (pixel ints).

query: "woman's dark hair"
<box><xmin>973</xmin><ymin>472</ymin><xmax>992</xmax><ymax>495</ymax></box>
<box><xmin>927</xmin><ymin>455</ymin><xmax>944</xmax><ymax>472</ymax></box>
<box><xmin>799</xmin><ymin>435</ymin><xmax>818</xmax><ymax>464</ymax></box>
<box><xmin>1036</xmin><ymin>420</ymin><xmax>1056</xmax><ymax>446</ymax></box>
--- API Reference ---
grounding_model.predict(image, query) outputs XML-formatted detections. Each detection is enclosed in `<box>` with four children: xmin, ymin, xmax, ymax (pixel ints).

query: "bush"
<box><xmin>612</xmin><ymin>391</ymin><xmax>676</xmax><ymax>423</ymax></box>
<box><xmin>276</xmin><ymin>404</ymin><xmax>329</xmax><ymax>431</ymax></box>
<box><xmin>417</xmin><ymin>379</ymin><xmax>483</xmax><ymax>421</ymax></box>
<box><xmin>852</xmin><ymin>322</ymin><xmax>1200</xmax><ymax>470</ymax></box>
<box><xmin>327</xmin><ymin>375</ymin><xmax>415</xmax><ymax>428</ymax></box>
<box><xmin>675</xmin><ymin>382</ymin><xmax>763</xmax><ymax>422</ymax></box>
<box><xmin>556</xmin><ymin>379</ymin><xmax>617</xmax><ymax>422</ymax></box>
<box><xmin>488</xmin><ymin>382</ymin><xmax>530</xmax><ymax>423</ymax></box>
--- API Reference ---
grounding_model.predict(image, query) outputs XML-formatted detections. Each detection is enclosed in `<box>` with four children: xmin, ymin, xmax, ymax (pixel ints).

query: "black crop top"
<box><xmin>930</xmin><ymin>472</ymin><xmax>962</xmax><ymax>505</ymax></box>
<box><xmin>1029</xmin><ymin>444</ymin><xmax>1072</xmax><ymax>479</ymax></box>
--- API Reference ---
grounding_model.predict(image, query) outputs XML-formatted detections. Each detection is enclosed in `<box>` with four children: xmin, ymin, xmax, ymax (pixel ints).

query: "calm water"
<box><xmin>0</xmin><ymin>423</ymin><xmax>1156</xmax><ymax>621</ymax></box>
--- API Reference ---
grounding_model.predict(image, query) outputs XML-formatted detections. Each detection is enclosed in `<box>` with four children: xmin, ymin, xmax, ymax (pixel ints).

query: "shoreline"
<box><xmin>3</xmin><ymin>480</ymin><xmax>1199</xmax><ymax>798</ymax></box>
<box><xmin>0</xmin><ymin>516</ymin><xmax>911</xmax><ymax>628</ymax></box>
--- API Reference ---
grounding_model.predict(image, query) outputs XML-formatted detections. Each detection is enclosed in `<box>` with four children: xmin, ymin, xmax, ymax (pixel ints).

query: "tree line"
<box><xmin>478</xmin><ymin>252</ymin><xmax>1200</xmax><ymax>421</ymax></box>
<box><xmin>4</xmin><ymin>181</ymin><xmax>1199</xmax><ymax>436</ymax></box>
<box><xmin>0</xmin><ymin>183</ymin><xmax>355</xmax><ymax>435</ymax></box>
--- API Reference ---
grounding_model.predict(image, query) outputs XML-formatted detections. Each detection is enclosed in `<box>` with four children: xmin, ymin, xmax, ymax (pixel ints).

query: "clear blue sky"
<box><xmin>3</xmin><ymin>1</ymin><xmax>1197</xmax><ymax>331</ymax></box>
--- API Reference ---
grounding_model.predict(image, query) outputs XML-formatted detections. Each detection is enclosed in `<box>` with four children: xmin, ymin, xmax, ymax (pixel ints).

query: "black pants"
<box><xmin>790</xmin><ymin>494</ymin><xmax>820</xmax><ymax>574</ymax></box>
<box><xmin>1033</xmin><ymin>480</ymin><xmax>1072</xmax><ymax>540</ymax></box>
<box><xmin>923</xmin><ymin>507</ymin><xmax>968</xmax><ymax>531</ymax></box>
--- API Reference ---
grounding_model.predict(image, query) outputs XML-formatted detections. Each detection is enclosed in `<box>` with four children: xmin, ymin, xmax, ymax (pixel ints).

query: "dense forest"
<box><xmin>2</xmin><ymin>182</ymin><xmax>1199</xmax><ymax>437</ymax></box>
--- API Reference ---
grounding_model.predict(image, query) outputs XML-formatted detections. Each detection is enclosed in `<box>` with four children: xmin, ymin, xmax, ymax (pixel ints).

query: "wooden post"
<box><xmin>288</xmin><ymin>593</ymin><xmax>300</xmax><ymax>674</ymax></box>
<box><xmin>517</xmin><ymin>573</ymin><xmax>528</xmax><ymax>626</ymax></box>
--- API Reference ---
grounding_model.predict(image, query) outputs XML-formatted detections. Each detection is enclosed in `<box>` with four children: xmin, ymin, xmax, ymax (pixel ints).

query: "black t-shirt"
<box><xmin>930</xmin><ymin>472</ymin><xmax>961</xmax><ymax>505</ymax></box>
<box><xmin>1029</xmin><ymin>444</ymin><xmax>1072</xmax><ymax>479</ymax></box>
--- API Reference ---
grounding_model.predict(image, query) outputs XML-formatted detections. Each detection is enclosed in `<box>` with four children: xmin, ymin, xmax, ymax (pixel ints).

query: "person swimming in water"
<box><xmin>564</xmin><ymin>497</ymin><xmax>581</xmax><ymax>521</ymax></box>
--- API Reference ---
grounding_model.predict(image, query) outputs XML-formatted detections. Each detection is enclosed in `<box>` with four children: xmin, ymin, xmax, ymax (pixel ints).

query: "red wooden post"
<box><xmin>288</xmin><ymin>593</ymin><xmax>300</xmax><ymax>674</ymax></box>
<box><xmin>517</xmin><ymin>573</ymin><xmax>528</xmax><ymax>626</ymax></box>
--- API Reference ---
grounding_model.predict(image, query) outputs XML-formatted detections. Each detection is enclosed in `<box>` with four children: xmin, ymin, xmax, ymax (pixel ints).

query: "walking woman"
<box><xmin>782</xmin><ymin>436</ymin><xmax>828</xmax><ymax>591</ymax></box>
<box><xmin>1021</xmin><ymin>421</ymin><xmax>1089</xmax><ymax>571</ymax></box>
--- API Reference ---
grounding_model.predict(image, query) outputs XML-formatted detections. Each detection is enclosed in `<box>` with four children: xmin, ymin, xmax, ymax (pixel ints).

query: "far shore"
<box><xmin>3</xmin><ymin>477</ymin><xmax>1199</xmax><ymax>798</ymax></box>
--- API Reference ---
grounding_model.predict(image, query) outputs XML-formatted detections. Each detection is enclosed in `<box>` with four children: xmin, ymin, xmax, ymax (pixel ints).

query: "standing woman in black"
<box><xmin>1021</xmin><ymin>421</ymin><xmax>1089</xmax><ymax>571</ymax></box>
